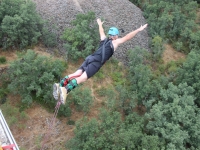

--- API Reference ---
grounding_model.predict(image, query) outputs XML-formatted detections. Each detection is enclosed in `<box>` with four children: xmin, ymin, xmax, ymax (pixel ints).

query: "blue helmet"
<box><xmin>108</xmin><ymin>27</ymin><xmax>119</xmax><ymax>36</ymax></box>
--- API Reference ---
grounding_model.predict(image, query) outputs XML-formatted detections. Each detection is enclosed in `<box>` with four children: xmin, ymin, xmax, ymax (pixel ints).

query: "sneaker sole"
<box><xmin>59</xmin><ymin>87</ymin><xmax>67</xmax><ymax>104</ymax></box>
<box><xmin>53</xmin><ymin>83</ymin><xmax>59</xmax><ymax>100</ymax></box>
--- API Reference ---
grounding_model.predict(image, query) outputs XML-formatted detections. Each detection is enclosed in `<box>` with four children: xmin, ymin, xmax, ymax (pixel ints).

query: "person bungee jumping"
<box><xmin>53</xmin><ymin>18</ymin><xmax>148</xmax><ymax>104</ymax></box>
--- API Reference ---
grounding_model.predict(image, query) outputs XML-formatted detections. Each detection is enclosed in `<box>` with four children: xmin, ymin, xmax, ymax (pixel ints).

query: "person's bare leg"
<box><xmin>75</xmin><ymin>71</ymin><xmax>88</xmax><ymax>84</ymax></box>
<box><xmin>68</xmin><ymin>69</ymin><xmax>83</xmax><ymax>78</ymax></box>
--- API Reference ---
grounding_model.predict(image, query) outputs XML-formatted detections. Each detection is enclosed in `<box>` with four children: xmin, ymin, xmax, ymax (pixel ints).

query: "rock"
<box><xmin>32</xmin><ymin>0</ymin><xmax>149</xmax><ymax>65</ymax></box>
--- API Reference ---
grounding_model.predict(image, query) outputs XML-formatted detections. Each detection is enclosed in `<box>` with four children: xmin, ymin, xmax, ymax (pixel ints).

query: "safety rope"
<box><xmin>40</xmin><ymin>100</ymin><xmax>61</xmax><ymax>150</ymax></box>
<box><xmin>40</xmin><ymin>75</ymin><xmax>81</xmax><ymax>150</ymax></box>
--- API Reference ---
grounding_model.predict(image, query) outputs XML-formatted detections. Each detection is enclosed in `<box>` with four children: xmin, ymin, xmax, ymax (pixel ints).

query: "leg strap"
<box><xmin>60</xmin><ymin>76</ymin><xmax>69</xmax><ymax>87</ymax></box>
<box><xmin>65</xmin><ymin>79</ymin><xmax>78</xmax><ymax>93</ymax></box>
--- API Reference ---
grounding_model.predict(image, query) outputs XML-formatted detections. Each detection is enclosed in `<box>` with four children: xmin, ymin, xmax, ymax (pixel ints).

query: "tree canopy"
<box><xmin>61</xmin><ymin>11</ymin><xmax>99</xmax><ymax>61</ymax></box>
<box><xmin>8</xmin><ymin>50</ymin><xmax>65</xmax><ymax>106</ymax></box>
<box><xmin>142</xmin><ymin>0</ymin><xmax>199</xmax><ymax>53</ymax></box>
<box><xmin>0</xmin><ymin>0</ymin><xmax>56</xmax><ymax>49</ymax></box>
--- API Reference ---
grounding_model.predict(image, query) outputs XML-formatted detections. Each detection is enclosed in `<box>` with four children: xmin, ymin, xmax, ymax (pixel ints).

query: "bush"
<box><xmin>41</xmin><ymin>22</ymin><xmax>57</xmax><ymax>47</ymax></box>
<box><xmin>0</xmin><ymin>56</ymin><xmax>6</xmax><ymax>64</ymax></box>
<box><xmin>61</xmin><ymin>11</ymin><xmax>99</xmax><ymax>61</ymax></box>
<box><xmin>0</xmin><ymin>102</ymin><xmax>29</xmax><ymax>127</ymax></box>
<box><xmin>66</xmin><ymin>110</ymin><xmax>164</xmax><ymax>150</ymax></box>
<box><xmin>59</xmin><ymin>86</ymin><xmax>93</xmax><ymax>117</ymax></box>
<box><xmin>7</xmin><ymin>49</ymin><xmax>65</xmax><ymax>106</ymax></box>
<box><xmin>67</xmin><ymin>86</ymin><xmax>93</xmax><ymax>113</ymax></box>
<box><xmin>151</xmin><ymin>35</ymin><xmax>164</xmax><ymax>61</ymax></box>
<box><xmin>0</xmin><ymin>0</ymin><xmax>55</xmax><ymax>49</ymax></box>
<box><xmin>0</xmin><ymin>0</ymin><xmax>44</xmax><ymax>49</ymax></box>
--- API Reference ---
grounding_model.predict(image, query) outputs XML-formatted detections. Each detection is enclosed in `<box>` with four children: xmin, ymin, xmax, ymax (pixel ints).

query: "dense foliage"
<box><xmin>176</xmin><ymin>51</ymin><xmax>200</xmax><ymax>106</ymax></box>
<box><xmin>7</xmin><ymin>50</ymin><xmax>65</xmax><ymax>106</ymax></box>
<box><xmin>146</xmin><ymin>83</ymin><xmax>200</xmax><ymax>149</ymax></box>
<box><xmin>0</xmin><ymin>0</ymin><xmax>56</xmax><ymax>49</ymax></box>
<box><xmin>58</xmin><ymin>86</ymin><xmax>93</xmax><ymax>117</ymax></box>
<box><xmin>0</xmin><ymin>0</ymin><xmax>200</xmax><ymax>149</ymax></box>
<box><xmin>61</xmin><ymin>11</ymin><xmax>99</xmax><ymax>61</ymax></box>
<box><xmin>142</xmin><ymin>0</ymin><xmax>199</xmax><ymax>53</ymax></box>
<box><xmin>66</xmin><ymin>110</ymin><xmax>164</xmax><ymax>150</ymax></box>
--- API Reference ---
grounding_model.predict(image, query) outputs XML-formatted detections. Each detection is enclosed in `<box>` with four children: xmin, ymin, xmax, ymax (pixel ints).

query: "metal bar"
<box><xmin>0</xmin><ymin>110</ymin><xmax>19</xmax><ymax>150</ymax></box>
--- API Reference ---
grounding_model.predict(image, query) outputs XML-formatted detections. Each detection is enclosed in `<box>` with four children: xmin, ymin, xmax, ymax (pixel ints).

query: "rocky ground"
<box><xmin>32</xmin><ymin>0</ymin><xmax>149</xmax><ymax>65</ymax></box>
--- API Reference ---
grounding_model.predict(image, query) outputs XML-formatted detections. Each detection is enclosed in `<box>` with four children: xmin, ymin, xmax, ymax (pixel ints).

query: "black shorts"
<box><xmin>78</xmin><ymin>55</ymin><xmax>102</xmax><ymax>78</ymax></box>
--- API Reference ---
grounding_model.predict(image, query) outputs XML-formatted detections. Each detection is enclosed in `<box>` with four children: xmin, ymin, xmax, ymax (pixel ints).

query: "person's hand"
<box><xmin>97</xmin><ymin>18</ymin><xmax>104</xmax><ymax>26</ymax></box>
<box><xmin>137</xmin><ymin>24</ymin><xmax>148</xmax><ymax>31</ymax></box>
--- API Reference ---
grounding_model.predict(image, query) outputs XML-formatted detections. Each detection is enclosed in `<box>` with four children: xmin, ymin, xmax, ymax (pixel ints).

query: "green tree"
<box><xmin>129</xmin><ymin>64</ymin><xmax>153</xmax><ymax>105</ymax></box>
<box><xmin>41</xmin><ymin>21</ymin><xmax>57</xmax><ymax>47</ymax></box>
<box><xmin>61</xmin><ymin>11</ymin><xmax>99</xmax><ymax>61</ymax></box>
<box><xmin>128</xmin><ymin>46</ymin><xmax>150</xmax><ymax>68</ymax></box>
<box><xmin>142</xmin><ymin>0</ymin><xmax>198</xmax><ymax>53</ymax></box>
<box><xmin>127</xmin><ymin>47</ymin><xmax>169</xmax><ymax>109</ymax></box>
<box><xmin>66</xmin><ymin>110</ymin><xmax>164</xmax><ymax>150</ymax></box>
<box><xmin>0</xmin><ymin>0</ymin><xmax>43</xmax><ymax>49</ymax></box>
<box><xmin>8</xmin><ymin>50</ymin><xmax>65</xmax><ymax>106</ymax></box>
<box><xmin>146</xmin><ymin>82</ymin><xmax>200</xmax><ymax>149</ymax></box>
<box><xmin>151</xmin><ymin>35</ymin><xmax>164</xmax><ymax>61</ymax></box>
<box><xmin>176</xmin><ymin>51</ymin><xmax>200</xmax><ymax>106</ymax></box>
<box><xmin>0</xmin><ymin>0</ymin><xmax>21</xmax><ymax>23</ymax></box>
<box><xmin>67</xmin><ymin>86</ymin><xmax>93</xmax><ymax>113</ymax></box>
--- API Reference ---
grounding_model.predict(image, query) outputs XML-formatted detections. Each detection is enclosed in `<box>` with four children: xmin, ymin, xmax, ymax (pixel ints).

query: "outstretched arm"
<box><xmin>97</xmin><ymin>18</ymin><xmax>106</xmax><ymax>41</ymax></box>
<box><xmin>113</xmin><ymin>24</ymin><xmax>148</xmax><ymax>49</ymax></box>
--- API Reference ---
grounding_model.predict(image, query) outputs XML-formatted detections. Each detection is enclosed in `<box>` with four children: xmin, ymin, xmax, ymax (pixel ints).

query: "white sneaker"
<box><xmin>59</xmin><ymin>87</ymin><xmax>68</xmax><ymax>104</ymax></box>
<box><xmin>53</xmin><ymin>83</ymin><xmax>60</xmax><ymax>100</ymax></box>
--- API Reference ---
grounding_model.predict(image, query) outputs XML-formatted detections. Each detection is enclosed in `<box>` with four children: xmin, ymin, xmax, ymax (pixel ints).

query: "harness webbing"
<box><xmin>101</xmin><ymin>38</ymin><xmax>111</xmax><ymax>64</ymax></box>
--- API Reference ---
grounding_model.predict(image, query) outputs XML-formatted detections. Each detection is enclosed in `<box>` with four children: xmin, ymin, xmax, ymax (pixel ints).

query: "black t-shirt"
<box><xmin>91</xmin><ymin>38</ymin><xmax>114</xmax><ymax>64</ymax></box>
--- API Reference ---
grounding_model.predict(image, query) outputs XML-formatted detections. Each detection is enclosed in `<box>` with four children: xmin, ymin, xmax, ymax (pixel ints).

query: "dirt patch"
<box><xmin>10</xmin><ymin>103</ymin><xmax>74</xmax><ymax>150</ymax></box>
<box><xmin>162</xmin><ymin>44</ymin><xmax>186</xmax><ymax>64</ymax></box>
<box><xmin>0</xmin><ymin>50</ymin><xmax>18</xmax><ymax>67</ymax></box>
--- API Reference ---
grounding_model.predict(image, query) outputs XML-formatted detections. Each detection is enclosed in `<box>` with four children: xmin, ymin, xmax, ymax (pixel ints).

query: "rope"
<box><xmin>40</xmin><ymin>75</ymin><xmax>81</xmax><ymax>149</ymax></box>
<box><xmin>40</xmin><ymin>101</ymin><xmax>61</xmax><ymax>150</ymax></box>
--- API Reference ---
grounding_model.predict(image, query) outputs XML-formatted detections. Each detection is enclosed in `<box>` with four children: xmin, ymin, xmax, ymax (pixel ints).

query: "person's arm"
<box><xmin>97</xmin><ymin>18</ymin><xmax>106</xmax><ymax>41</ymax></box>
<box><xmin>113</xmin><ymin>24</ymin><xmax>148</xmax><ymax>50</ymax></box>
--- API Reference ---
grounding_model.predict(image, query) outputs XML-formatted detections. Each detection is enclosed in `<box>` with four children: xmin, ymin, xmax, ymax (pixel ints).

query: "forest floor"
<box><xmin>0</xmin><ymin>44</ymin><xmax>185</xmax><ymax>150</ymax></box>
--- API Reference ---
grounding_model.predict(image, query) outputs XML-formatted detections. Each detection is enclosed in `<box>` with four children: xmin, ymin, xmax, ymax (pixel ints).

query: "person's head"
<box><xmin>108</xmin><ymin>27</ymin><xmax>119</xmax><ymax>40</ymax></box>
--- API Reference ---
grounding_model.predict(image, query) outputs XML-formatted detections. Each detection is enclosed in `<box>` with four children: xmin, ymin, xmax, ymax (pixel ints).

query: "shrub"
<box><xmin>0</xmin><ymin>0</ymin><xmax>44</xmax><ymax>49</ymax></box>
<box><xmin>0</xmin><ymin>0</ymin><xmax>55</xmax><ymax>49</ymax></box>
<box><xmin>66</xmin><ymin>110</ymin><xmax>164</xmax><ymax>149</ymax></box>
<box><xmin>7</xmin><ymin>49</ymin><xmax>65</xmax><ymax>106</ymax></box>
<box><xmin>41</xmin><ymin>22</ymin><xmax>57</xmax><ymax>47</ymax></box>
<box><xmin>61</xmin><ymin>11</ymin><xmax>99</xmax><ymax>61</ymax></box>
<box><xmin>66</xmin><ymin>86</ymin><xmax>93</xmax><ymax>114</ymax></box>
<box><xmin>0</xmin><ymin>56</ymin><xmax>6</xmax><ymax>64</ymax></box>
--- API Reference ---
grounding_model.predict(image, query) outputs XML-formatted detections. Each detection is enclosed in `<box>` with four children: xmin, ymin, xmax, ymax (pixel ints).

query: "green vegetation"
<box><xmin>141</xmin><ymin>0</ymin><xmax>199</xmax><ymax>53</ymax></box>
<box><xmin>176</xmin><ymin>51</ymin><xmax>200</xmax><ymax>106</ymax></box>
<box><xmin>0</xmin><ymin>56</ymin><xmax>6</xmax><ymax>64</ymax></box>
<box><xmin>0</xmin><ymin>102</ymin><xmax>29</xmax><ymax>127</ymax></box>
<box><xmin>0</xmin><ymin>0</ymin><xmax>200</xmax><ymax>149</ymax></box>
<box><xmin>61</xmin><ymin>11</ymin><xmax>99</xmax><ymax>61</ymax></box>
<box><xmin>0</xmin><ymin>0</ymin><xmax>56</xmax><ymax>49</ymax></box>
<box><xmin>58</xmin><ymin>86</ymin><xmax>93</xmax><ymax>117</ymax></box>
<box><xmin>7</xmin><ymin>50</ymin><xmax>65</xmax><ymax>106</ymax></box>
<box><xmin>146</xmin><ymin>83</ymin><xmax>200</xmax><ymax>149</ymax></box>
<box><xmin>66</xmin><ymin>110</ymin><xmax>164</xmax><ymax>150</ymax></box>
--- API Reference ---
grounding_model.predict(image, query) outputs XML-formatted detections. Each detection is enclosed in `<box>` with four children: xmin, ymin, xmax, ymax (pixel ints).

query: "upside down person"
<box><xmin>53</xmin><ymin>18</ymin><xmax>148</xmax><ymax>104</ymax></box>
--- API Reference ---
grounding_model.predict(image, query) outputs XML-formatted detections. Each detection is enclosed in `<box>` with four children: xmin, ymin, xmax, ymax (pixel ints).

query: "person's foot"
<box><xmin>53</xmin><ymin>83</ymin><xmax>60</xmax><ymax>100</ymax></box>
<box><xmin>59</xmin><ymin>79</ymin><xmax>78</xmax><ymax>104</ymax></box>
<box><xmin>59</xmin><ymin>87</ymin><xmax>68</xmax><ymax>104</ymax></box>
